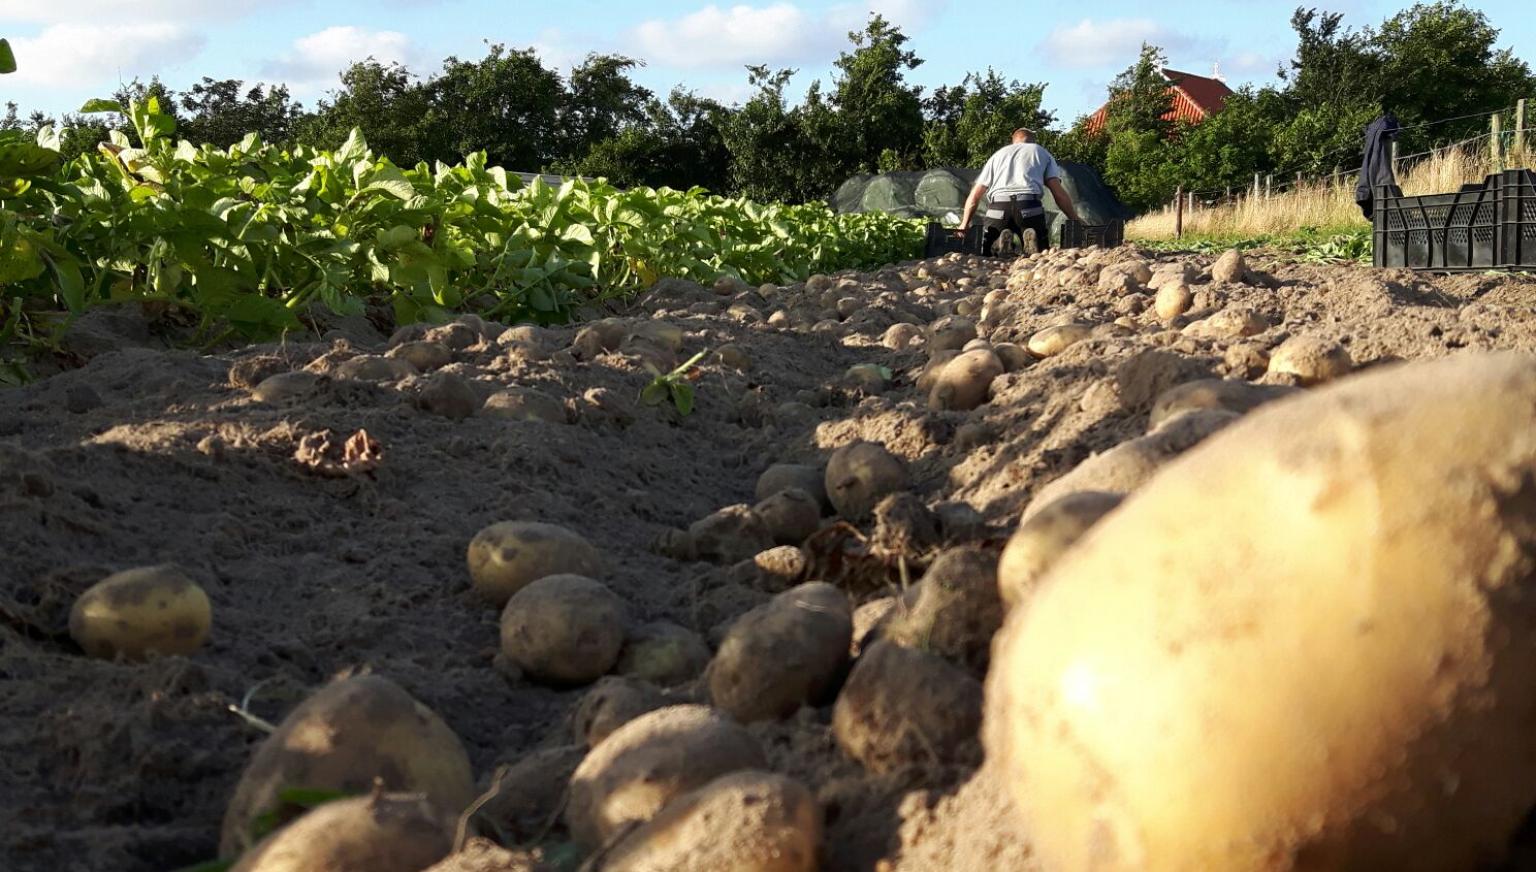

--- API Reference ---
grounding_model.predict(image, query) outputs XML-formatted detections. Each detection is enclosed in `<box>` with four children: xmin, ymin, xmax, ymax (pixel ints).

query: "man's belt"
<box><xmin>993</xmin><ymin>195</ymin><xmax>1042</xmax><ymax>209</ymax></box>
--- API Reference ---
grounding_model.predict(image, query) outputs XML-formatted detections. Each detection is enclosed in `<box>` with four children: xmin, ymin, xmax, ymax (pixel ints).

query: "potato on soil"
<box><xmin>69</xmin><ymin>564</ymin><xmax>211</xmax><ymax>661</ymax></box>
<box><xmin>1148</xmin><ymin>378</ymin><xmax>1297</xmax><ymax>430</ymax></box>
<box><xmin>826</xmin><ymin>441</ymin><xmax>909</xmax><ymax>521</ymax></box>
<box><xmin>987</xmin><ymin>353</ymin><xmax>1536</xmax><ymax>872</ymax></box>
<box><xmin>593</xmin><ymin>771</ymin><xmax>821</xmax><ymax>872</ymax></box>
<box><xmin>707</xmin><ymin>582</ymin><xmax>852</xmax><ymax>722</ymax></box>
<box><xmin>472</xmin><ymin>745</ymin><xmax>586</xmax><ymax>843</ymax></box>
<box><xmin>230</xmin><ymin>792</ymin><xmax>452</xmax><ymax>872</ymax></box>
<box><xmin>229</xmin><ymin>355</ymin><xmax>288</xmax><ymax>389</ymax></box>
<box><xmin>689</xmin><ymin>504</ymin><xmax>775</xmax><ymax>564</ymax></box>
<box><xmin>832</xmin><ymin>640</ymin><xmax>982</xmax><ymax>774</ymax></box>
<box><xmin>1115</xmin><ymin>348</ymin><xmax>1214</xmax><ymax>414</ymax></box>
<box><xmin>616</xmin><ymin>621</ymin><xmax>711</xmax><ymax>686</ymax></box>
<box><xmin>466</xmin><ymin>520</ymin><xmax>602</xmax><ymax>606</ymax></box>
<box><xmin>992</xmin><ymin>342</ymin><xmax>1031</xmax><ymax>372</ymax></box>
<box><xmin>387</xmin><ymin>340</ymin><xmax>452</xmax><ymax>372</ymax></box>
<box><xmin>1267</xmin><ymin>334</ymin><xmax>1353</xmax><ymax>385</ymax></box>
<box><xmin>882</xmin><ymin>547</ymin><xmax>1001</xmax><ymax>673</ymax></box>
<box><xmin>752</xmin><ymin>488</ymin><xmax>821</xmax><ymax>546</ymax></box>
<box><xmin>426</xmin><ymin>322</ymin><xmax>479</xmax><ymax>350</ymax></box>
<box><xmin>252</xmin><ymin>371</ymin><xmax>325</xmax><ymax>404</ymax></box>
<box><xmin>883</xmin><ymin>323</ymin><xmax>922</xmax><ymax>350</ymax></box>
<box><xmin>500</xmin><ymin>574</ymin><xmax>628</xmax><ymax>686</ymax></box>
<box><xmin>755</xmin><ymin>463</ymin><xmax>830</xmax><ymax>515</ymax></box>
<box><xmin>567</xmin><ymin>704</ymin><xmax>767</xmax><ymax>849</ymax></box>
<box><xmin>220</xmin><ymin>675</ymin><xmax>475</xmax><ymax>858</ymax></box>
<box><xmin>914</xmin><ymin>349</ymin><xmax>961</xmax><ymax>395</ymax></box>
<box><xmin>336</xmin><ymin>354</ymin><xmax>417</xmax><ymax>382</ymax></box>
<box><xmin>926</xmin><ymin>315</ymin><xmax>977</xmax><ymax>353</ymax></box>
<box><xmin>843</xmin><ymin>363</ymin><xmax>890</xmax><ymax>394</ymax></box>
<box><xmin>630</xmin><ymin>321</ymin><xmax>684</xmax><ymax>352</ymax></box>
<box><xmin>997</xmin><ymin>491</ymin><xmax>1122</xmax><ymax>611</ymax></box>
<box><xmin>716</xmin><ymin>343</ymin><xmax>751</xmax><ymax>370</ymax></box>
<box><xmin>1154</xmin><ymin>282</ymin><xmax>1194</xmax><ymax>320</ymax></box>
<box><xmin>482</xmin><ymin>388</ymin><xmax>566</xmax><ymax>424</ymax></box>
<box><xmin>1022</xmin><ymin>408</ymin><xmax>1238</xmax><ymax>520</ymax></box>
<box><xmin>928</xmin><ymin>348</ymin><xmax>1003</xmax><ymax>412</ymax></box>
<box><xmin>414</xmin><ymin>372</ymin><xmax>479</xmax><ymax>420</ymax></box>
<box><xmin>573</xmin><ymin>677</ymin><xmax>670</xmax><ymax>748</ymax></box>
<box><xmin>1027</xmin><ymin>323</ymin><xmax>1092</xmax><ymax>358</ymax></box>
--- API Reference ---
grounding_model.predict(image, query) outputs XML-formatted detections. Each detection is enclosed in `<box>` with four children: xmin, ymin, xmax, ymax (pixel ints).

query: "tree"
<box><xmin>425</xmin><ymin>44</ymin><xmax>564</xmax><ymax>169</ymax></box>
<box><xmin>178</xmin><ymin>78</ymin><xmax>302</xmax><ymax>147</ymax></box>
<box><xmin>922</xmin><ymin>70</ymin><xmax>1053</xmax><ymax>167</ymax></box>
<box><xmin>831</xmin><ymin>15</ymin><xmax>924</xmax><ymax>171</ymax></box>
<box><xmin>298</xmin><ymin>60</ymin><xmax>434</xmax><ymax>165</ymax></box>
<box><xmin>719</xmin><ymin>66</ymin><xmax>843</xmax><ymax>203</ymax></box>
<box><xmin>1100</xmin><ymin>45</ymin><xmax>1180</xmax><ymax>211</ymax></box>
<box><xmin>571</xmin><ymin>89</ymin><xmax>732</xmax><ymax>192</ymax></box>
<box><xmin>560</xmin><ymin>54</ymin><xmax>653</xmax><ymax>162</ymax></box>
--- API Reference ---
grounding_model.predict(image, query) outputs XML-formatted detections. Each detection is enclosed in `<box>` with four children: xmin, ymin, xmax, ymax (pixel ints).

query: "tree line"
<box><xmin>4</xmin><ymin>2</ymin><xmax>1532</xmax><ymax>213</ymax></box>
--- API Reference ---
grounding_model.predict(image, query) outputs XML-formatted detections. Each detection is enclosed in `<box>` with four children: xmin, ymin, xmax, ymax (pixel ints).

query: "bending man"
<box><xmin>960</xmin><ymin>128</ymin><xmax>1083</xmax><ymax>256</ymax></box>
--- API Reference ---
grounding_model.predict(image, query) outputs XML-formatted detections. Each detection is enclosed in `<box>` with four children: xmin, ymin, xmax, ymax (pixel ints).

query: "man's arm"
<box><xmin>960</xmin><ymin>183</ymin><xmax>988</xmax><ymax>230</ymax></box>
<box><xmin>1045</xmin><ymin>178</ymin><xmax>1083</xmax><ymax>223</ymax></box>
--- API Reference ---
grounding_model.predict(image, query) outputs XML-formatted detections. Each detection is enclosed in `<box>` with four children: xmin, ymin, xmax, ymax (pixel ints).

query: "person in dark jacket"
<box><xmin>1356</xmin><ymin>113</ymin><xmax>1401</xmax><ymax>219</ymax></box>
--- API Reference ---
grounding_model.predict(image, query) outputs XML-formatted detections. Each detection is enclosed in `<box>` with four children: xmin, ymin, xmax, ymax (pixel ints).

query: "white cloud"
<box><xmin>529</xmin><ymin>27</ymin><xmax>585</xmax><ymax>73</ymax></box>
<box><xmin>632</xmin><ymin>4</ymin><xmax>836</xmax><ymax>69</ymax></box>
<box><xmin>1039</xmin><ymin>18</ymin><xmax>1201</xmax><ymax>69</ymax></box>
<box><xmin>0</xmin><ymin>0</ymin><xmax>282</xmax><ymax>23</ymax></box>
<box><xmin>630</xmin><ymin>0</ymin><xmax>947</xmax><ymax>71</ymax></box>
<box><xmin>7</xmin><ymin>22</ymin><xmax>206</xmax><ymax>87</ymax></box>
<box><xmin>263</xmin><ymin>26</ymin><xmax>416</xmax><ymax>88</ymax></box>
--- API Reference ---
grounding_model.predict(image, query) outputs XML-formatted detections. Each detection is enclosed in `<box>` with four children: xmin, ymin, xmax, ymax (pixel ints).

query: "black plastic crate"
<box><xmin>923</xmin><ymin>222</ymin><xmax>985</xmax><ymax>258</ymax></box>
<box><xmin>1497</xmin><ymin>169</ymin><xmax>1536</xmax><ymax>270</ymax></box>
<box><xmin>1373</xmin><ymin>178</ymin><xmax>1500</xmax><ymax>272</ymax></box>
<box><xmin>1060</xmin><ymin>219</ymin><xmax>1125</xmax><ymax>249</ymax></box>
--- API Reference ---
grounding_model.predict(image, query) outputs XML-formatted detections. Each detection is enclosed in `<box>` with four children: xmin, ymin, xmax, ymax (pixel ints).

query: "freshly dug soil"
<box><xmin>6</xmin><ymin>250</ymin><xmax>1536</xmax><ymax>872</ymax></box>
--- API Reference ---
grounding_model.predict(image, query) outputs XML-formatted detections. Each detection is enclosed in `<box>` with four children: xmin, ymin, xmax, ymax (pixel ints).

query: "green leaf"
<box><xmin>0</xmin><ymin>39</ymin><xmax>15</xmax><ymax>75</ymax></box>
<box><xmin>669</xmin><ymin>382</ymin><xmax>695</xmax><ymax>416</ymax></box>
<box><xmin>78</xmin><ymin>98</ymin><xmax>124</xmax><ymax>114</ymax></box>
<box><xmin>639</xmin><ymin>380</ymin><xmax>668</xmax><ymax>406</ymax></box>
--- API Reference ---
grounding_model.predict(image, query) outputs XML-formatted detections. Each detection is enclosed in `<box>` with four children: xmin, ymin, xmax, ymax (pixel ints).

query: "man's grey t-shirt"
<box><xmin>976</xmin><ymin>143</ymin><xmax>1062</xmax><ymax>201</ymax></box>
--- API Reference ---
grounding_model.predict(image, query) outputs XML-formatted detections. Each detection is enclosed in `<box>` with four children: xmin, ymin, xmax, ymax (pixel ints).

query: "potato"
<box><xmin>926</xmin><ymin>315</ymin><xmax>977</xmax><ymax>353</ymax></box>
<box><xmin>220</xmin><ymin>675</ymin><xmax>475</xmax><ymax>858</ymax></box>
<box><xmin>616</xmin><ymin>621</ymin><xmax>711</xmax><ymax>686</ymax></box>
<box><xmin>997</xmin><ymin>491</ymin><xmax>1122</xmax><ymax>611</ymax></box>
<box><xmin>1021</xmin><ymin>409</ymin><xmax>1238</xmax><ymax>520</ymax></box>
<box><xmin>987</xmin><ymin>352</ymin><xmax>1536</xmax><ymax>871</ymax></box>
<box><xmin>594</xmin><ymin>771</ymin><xmax>820</xmax><ymax>872</ymax></box>
<box><xmin>500</xmin><ymin>574</ymin><xmax>628</xmax><ymax>686</ymax></box>
<box><xmin>914</xmin><ymin>349</ymin><xmax>961</xmax><ymax>396</ymax></box>
<box><xmin>230</xmin><ymin>792</ymin><xmax>452</xmax><ymax>872</ymax></box>
<box><xmin>928</xmin><ymin>348</ymin><xmax>1003</xmax><ymax>412</ymax></box>
<box><xmin>882</xmin><ymin>547</ymin><xmax>1001</xmax><ymax>673</ymax></box>
<box><xmin>1267</xmin><ymin>334</ymin><xmax>1353</xmax><ymax>385</ymax></box>
<box><xmin>882</xmin><ymin>323</ymin><xmax>922</xmax><ymax>350</ymax></box>
<box><xmin>386</xmin><ymin>340</ymin><xmax>452</xmax><ymax>372</ymax></box>
<box><xmin>466</xmin><ymin>520</ymin><xmax>602</xmax><ymax>605</ymax></box>
<box><xmin>482</xmin><ymin>388</ymin><xmax>566</xmax><ymax>424</ymax></box>
<box><xmin>706</xmin><ymin>582</ymin><xmax>852</xmax><ymax>722</ymax></box>
<box><xmin>573</xmin><ymin>677</ymin><xmax>670</xmax><ymax>748</ymax></box>
<box><xmin>414</xmin><ymin>372</ymin><xmax>479</xmax><ymax>420</ymax></box>
<box><xmin>1154</xmin><ymin>282</ymin><xmax>1193</xmax><ymax>320</ymax></box>
<box><xmin>825</xmin><ymin>442</ymin><xmax>909</xmax><ymax>521</ymax></box>
<box><xmin>425</xmin><ymin>322</ymin><xmax>479</xmax><ymax>350</ymax></box>
<box><xmin>1184</xmin><ymin>305</ymin><xmax>1269</xmax><ymax>339</ymax></box>
<box><xmin>335</xmin><ymin>355</ymin><xmax>416</xmax><ymax>382</ymax></box>
<box><xmin>689</xmin><ymin>505</ymin><xmax>774</xmax><ymax>564</ymax></box>
<box><xmin>832</xmin><ymin>641</ymin><xmax>982</xmax><ymax>774</ymax></box>
<box><xmin>752</xmin><ymin>488</ymin><xmax>821</xmax><ymax>546</ymax></box>
<box><xmin>630</xmin><ymin>321</ymin><xmax>684</xmax><ymax>352</ymax></box>
<box><xmin>473</xmin><ymin>745</ymin><xmax>586</xmax><ymax>842</ymax></box>
<box><xmin>1148</xmin><ymin>378</ymin><xmax>1297</xmax><ymax>430</ymax></box>
<box><xmin>716</xmin><ymin>343</ymin><xmax>751</xmax><ymax>370</ymax></box>
<box><xmin>69</xmin><ymin>565</ymin><xmax>211</xmax><ymax>661</ymax></box>
<box><xmin>843</xmin><ymin>363</ymin><xmax>890</xmax><ymax>394</ymax></box>
<box><xmin>567</xmin><ymin>704</ymin><xmax>766</xmax><ymax>849</ymax></box>
<box><xmin>992</xmin><ymin>342</ymin><xmax>1031</xmax><ymax>372</ymax></box>
<box><xmin>252</xmin><ymin>371</ymin><xmax>324</xmax><ymax>404</ymax></box>
<box><xmin>755</xmin><ymin>463</ymin><xmax>830</xmax><ymax>514</ymax></box>
<box><xmin>1027</xmin><ymin>324</ymin><xmax>1092</xmax><ymax>358</ymax></box>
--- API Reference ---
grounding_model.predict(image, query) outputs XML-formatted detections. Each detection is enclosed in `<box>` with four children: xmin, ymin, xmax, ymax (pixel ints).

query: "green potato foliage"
<box><xmin>0</xmin><ymin>96</ymin><xmax>922</xmax><ymax>347</ymax></box>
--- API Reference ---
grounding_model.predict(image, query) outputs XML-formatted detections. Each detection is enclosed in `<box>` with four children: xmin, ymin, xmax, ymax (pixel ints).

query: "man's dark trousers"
<box><xmin>982</xmin><ymin>195</ymin><xmax>1051</xmax><ymax>256</ymax></box>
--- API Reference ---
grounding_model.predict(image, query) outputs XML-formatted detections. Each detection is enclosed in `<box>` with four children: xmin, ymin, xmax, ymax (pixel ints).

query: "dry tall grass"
<box><xmin>1128</xmin><ymin>139</ymin><xmax>1536</xmax><ymax>241</ymax></box>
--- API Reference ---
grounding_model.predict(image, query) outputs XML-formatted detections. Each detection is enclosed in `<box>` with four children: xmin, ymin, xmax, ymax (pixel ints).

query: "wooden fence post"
<box><xmin>1295</xmin><ymin>172</ymin><xmax>1303</xmax><ymax>192</ymax></box>
<box><xmin>1253</xmin><ymin>172</ymin><xmax>1260</xmax><ymax>199</ymax></box>
<box><xmin>1492</xmin><ymin>113</ymin><xmax>1503</xmax><ymax>171</ymax></box>
<box><xmin>1265</xmin><ymin>175</ymin><xmax>1272</xmax><ymax>199</ymax></box>
<box><xmin>1175</xmin><ymin>185</ymin><xmax>1184</xmax><ymax>239</ymax></box>
<box><xmin>1517</xmin><ymin>98</ymin><xmax>1528</xmax><ymax>156</ymax></box>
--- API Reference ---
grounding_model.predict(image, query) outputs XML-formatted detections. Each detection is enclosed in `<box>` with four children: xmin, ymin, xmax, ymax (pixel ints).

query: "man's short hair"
<box><xmin>1012</xmin><ymin>127</ymin><xmax>1035</xmax><ymax>141</ymax></box>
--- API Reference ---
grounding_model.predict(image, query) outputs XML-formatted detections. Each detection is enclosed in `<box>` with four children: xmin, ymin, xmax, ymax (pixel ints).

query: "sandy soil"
<box><xmin>6</xmin><ymin>246</ymin><xmax>1536</xmax><ymax>872</ymax></box>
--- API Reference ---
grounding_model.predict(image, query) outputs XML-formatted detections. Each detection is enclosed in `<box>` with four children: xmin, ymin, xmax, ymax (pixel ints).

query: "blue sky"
<box><xmin>3</xmin><ymin>0</ymin><xmax>1533</xmax><ymax>126</ymax></box>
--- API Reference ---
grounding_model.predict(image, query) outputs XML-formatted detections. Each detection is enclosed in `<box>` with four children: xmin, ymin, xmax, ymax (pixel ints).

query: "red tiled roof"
<box><xmin>1082</xmin><ymin>67</ymin><xmax>1235</xmax><ymax>135</ymax></box>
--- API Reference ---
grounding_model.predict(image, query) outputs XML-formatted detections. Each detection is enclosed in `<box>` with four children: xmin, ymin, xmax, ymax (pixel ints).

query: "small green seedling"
<box><xmin>640</xmin><ymin>349</ymin><xmax>707</xmax><ymax>416</ymax></box>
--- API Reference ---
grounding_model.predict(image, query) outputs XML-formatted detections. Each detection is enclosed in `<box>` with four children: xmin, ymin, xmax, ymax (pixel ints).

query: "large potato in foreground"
<box><xmin>567</xmin><ymin>704</ymin><xmax>766</xmax><ymax>849</ymax></box>
<box><xmin>69</xmin><ymin>565</ymin><xmax>211</xmax><ymax>660</ymax></box>
<box><xmin>230</xmin><ymin>792</ymin><xmax>452</xmax><ymax>872</ymax></box>
<box><xmin>987</xmin><ymin>353</ymin><xmax>1536</xmax><ymax>871</ymax></box>
<box><xmin>221</xmin><ymin>675</ymin><xmax>475</xmax><ymax>858</ymax></box>
<box><xmin>595</xmin><ymin>771</ymin><xmax>821</xmax><ymax>872</ymax></box>
<box><xmin>466</xmin><ymin>520</ymin><xmax>602</xmax><ymax>605</ymax></box>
